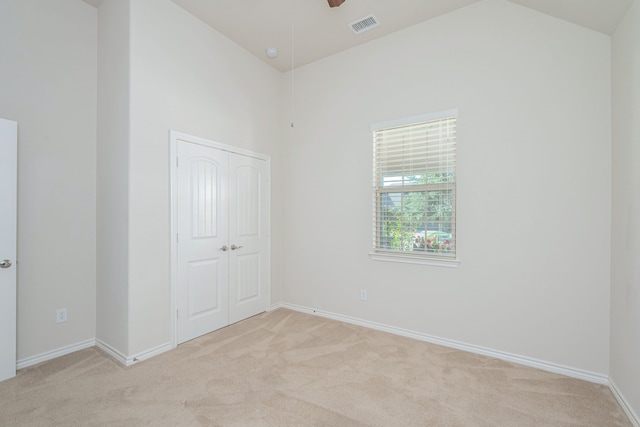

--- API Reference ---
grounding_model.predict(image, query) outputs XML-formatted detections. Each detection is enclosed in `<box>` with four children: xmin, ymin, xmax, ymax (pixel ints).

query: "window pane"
<box><xmin>378</xmin><ymin>191</ymin><xmax>426</xmax><ymax>251</ymax></box>
<box><xmin>425</xmin><ymin>190</ymin><xmax>454</xmax><ymax>254</ymax></box>
<box><xmin>382</xmin><ymin>174</ymin><xmax>427</xmax><ymax>187</ymax></box>
<box><xmin>426</xmin><ymin>172</ymin><xmax>454</xmax><ymax>184</ymax></box>
<box><xmin>377</xmin><ymin>190</ymin><xmax>454</xmax><ymax>255</ymax></box>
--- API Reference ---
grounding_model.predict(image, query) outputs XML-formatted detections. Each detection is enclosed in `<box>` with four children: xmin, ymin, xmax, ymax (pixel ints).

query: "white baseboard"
<box><xmin>95</xmin><ymin>339</ymin><xmax>128</xmax><ymax>365</ymax></box>
<box><xmin>272</xmin><ymin>302</ymin><xmax>609</xmax><ymax>385</ymax></box>
<box><xmin>126</xmin><ymin>342</ymin><xmax>173</xmax><ymax>366</ymax></box>
<box><xmin>610</xmin><ymin>379</ymin><xmax>640</xmax><ymax>427</ymax></box>
<box><xmin>17</xmin><ymin>339</ymin><xmax>96</xmax><ymax>370</ymax></box>
<box><xmin>96</xmin><ymin>339</ymin><xmax>174</xmax><ymax>367</ymax></box>
<box><xmin>268</xmin><ymin>302</ymin><xmax>286</xmax><ymax>311</ymax></box>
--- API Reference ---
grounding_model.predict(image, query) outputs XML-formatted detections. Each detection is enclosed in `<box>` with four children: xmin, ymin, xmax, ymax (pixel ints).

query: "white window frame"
<box><xmin>369</xmin><ymin>110</ymin><xmax>459</xmax><ymax>268</ymax></box>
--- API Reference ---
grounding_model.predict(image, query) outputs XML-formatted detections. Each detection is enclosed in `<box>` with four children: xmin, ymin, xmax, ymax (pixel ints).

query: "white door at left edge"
<box><xmin>0</xmin><ymin>118</ymin><xmax>17</xmax><ymax>382</ymax></box>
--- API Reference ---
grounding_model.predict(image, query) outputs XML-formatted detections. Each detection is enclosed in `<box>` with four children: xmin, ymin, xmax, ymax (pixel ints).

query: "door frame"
<box><xmin>169</xmin><ymin>130</ymin><xmax>271</xmax><ymax>348</ymax></box>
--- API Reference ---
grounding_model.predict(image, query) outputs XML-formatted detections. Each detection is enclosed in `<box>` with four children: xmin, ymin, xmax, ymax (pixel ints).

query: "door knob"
<box><xmin>219</xmin><ymin>245</ymin><xmax>228</xmax><ymax>252</ymax></box>
<box><xmin>0</xmin><ymin>259</ymin><xmax>12</xmax><ymax>269</ymax></box>
<box><xmin>230</xmin><ymin>245</ymin><xmax>243</xmax><ymax>250</ymax></box>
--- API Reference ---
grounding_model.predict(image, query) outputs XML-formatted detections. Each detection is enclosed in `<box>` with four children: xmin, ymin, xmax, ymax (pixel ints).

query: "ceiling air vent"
<box><xmin>349</xmin><ymin>14</ymin><xmax>380</xmax><ymax>35</ymax></box>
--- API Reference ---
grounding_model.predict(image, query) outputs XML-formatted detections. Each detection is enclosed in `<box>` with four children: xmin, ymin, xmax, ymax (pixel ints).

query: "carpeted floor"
<box><xmin>0</xmin><ymin>309</ymin><xmax>631</xmax><ymax>426</ymax></box>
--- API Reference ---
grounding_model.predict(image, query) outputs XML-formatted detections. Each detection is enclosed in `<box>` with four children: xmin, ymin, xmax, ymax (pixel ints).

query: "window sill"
<box><xmin>369</xmin><ymin>252</ymin><xmax>460</xmax><ymax>268</ymax></box>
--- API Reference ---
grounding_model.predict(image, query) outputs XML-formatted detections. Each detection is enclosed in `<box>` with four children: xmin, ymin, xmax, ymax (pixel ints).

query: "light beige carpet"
<box><xmin>0</xmin><ymin>309</ymin><xmax>631</xmax><ymax>426</ymax></box>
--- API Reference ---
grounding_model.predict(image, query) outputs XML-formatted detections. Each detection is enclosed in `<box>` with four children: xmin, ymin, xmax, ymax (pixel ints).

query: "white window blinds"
<box><xmin>372</xmin><ymin>112</ymin><xmax>457</xmax><ymax>259</ymax></box>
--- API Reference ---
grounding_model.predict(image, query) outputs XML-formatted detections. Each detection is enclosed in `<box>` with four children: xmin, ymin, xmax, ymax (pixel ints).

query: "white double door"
<box><xmin>176</xmin><ymin>140</ymin><xmax>269</xmax><ymax>344</ymax></box>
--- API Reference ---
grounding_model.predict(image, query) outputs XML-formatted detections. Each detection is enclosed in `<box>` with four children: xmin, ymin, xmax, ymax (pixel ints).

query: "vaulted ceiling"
<box><xmin>84</xmin><ymin>0</ymin><xmax>634</xmax><ymax>72</ymax></box>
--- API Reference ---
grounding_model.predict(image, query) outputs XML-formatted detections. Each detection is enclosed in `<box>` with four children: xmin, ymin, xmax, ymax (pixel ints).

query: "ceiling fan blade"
<box><xmin>328</xmin><ymin>0</ymin><xmax>346</xmax><ymax>7</ymax></box>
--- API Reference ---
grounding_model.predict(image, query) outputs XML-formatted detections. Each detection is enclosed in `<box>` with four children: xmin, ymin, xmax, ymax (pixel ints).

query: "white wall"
<box><xmin>611</xmin><ymin>0</ymin><xmax>640</xmax><ymax>419</ymax></box>
<box><xmin>0</xmin><ymin>0</ymin><xmax>97</xmax><ymax>360</ymax></box>
<box><xmin>126</xmin><ymin>0</ymin><xmax>284</xmax><ymax>355</ymax></box>
<box><xmin>282</xmin><ymin>0</ymin><xmax>612</xmax><ymax>375</ymax></box>
<box><xmin>96</xmin><ymin>0</ymin><xmax>130</xmax><ymax>356</ymax></box>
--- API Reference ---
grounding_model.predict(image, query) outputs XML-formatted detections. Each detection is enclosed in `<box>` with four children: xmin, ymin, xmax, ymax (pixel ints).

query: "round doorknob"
<box><xmin>0</xmin><ymin>259</ymin><xmax>12</xmax><ymax>269</ymax></box>
<box><xmin>219</xmin><ymin>245</ymin><xmax>228</xmax><ymax>252</ymax></box>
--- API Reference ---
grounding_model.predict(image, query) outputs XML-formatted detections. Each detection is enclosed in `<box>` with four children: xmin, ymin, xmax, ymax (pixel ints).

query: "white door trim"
<box><xmin>169</xmin><ymin>130</ymin><xmax>271</xmax><ymax>348</ymax></box>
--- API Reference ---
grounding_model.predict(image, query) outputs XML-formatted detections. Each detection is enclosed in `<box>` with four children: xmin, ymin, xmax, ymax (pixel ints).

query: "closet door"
<box><xmin>176</xmin><ymin>140</ymin><xmax>269</xmax><ymax>344</ymax></box>
<box><xmin>228</xmin><ymin>153</ymin><xmax>269</xmax><ymax>324</ymax></box>
<box><xmin>176</xmin><ymin>141</ymin><xmax>229</xmax><ymax>343</ymax></box>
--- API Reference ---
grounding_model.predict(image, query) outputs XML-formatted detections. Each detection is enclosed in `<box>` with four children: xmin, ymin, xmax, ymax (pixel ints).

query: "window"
<box><xmin>370</xmin><ymin>110</ymin><xmax>457</xmax><ymax>266</ymax></box>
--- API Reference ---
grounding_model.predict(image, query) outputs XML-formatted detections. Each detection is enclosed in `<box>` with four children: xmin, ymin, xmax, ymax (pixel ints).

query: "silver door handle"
<box><xmin>0</xmin><ymin>260</ymin><xmax>12</xmax><ymax>269</ymax></box>
<box><xmin>219</xmin><ymin>245</ymin><xmax>228</xmax><ymax>252</ymax></box>
<box><xmin>230</xmin><ymin>245</ymin><xmax>243</xmax><ymax>250</ymax></box>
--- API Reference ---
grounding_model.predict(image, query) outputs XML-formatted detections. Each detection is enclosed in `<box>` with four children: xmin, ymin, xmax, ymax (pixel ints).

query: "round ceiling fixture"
<box><xmin>265</xmin><ymin>47</ymin><xmax>279</xmax><ymax>58</ymax></box>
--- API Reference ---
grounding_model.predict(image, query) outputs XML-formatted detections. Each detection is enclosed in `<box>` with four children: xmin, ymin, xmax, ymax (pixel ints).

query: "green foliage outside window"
<box><xmin>380</xmin><ymin>173</ymin><xmax>454</xmax><ymax>254</ymax></box>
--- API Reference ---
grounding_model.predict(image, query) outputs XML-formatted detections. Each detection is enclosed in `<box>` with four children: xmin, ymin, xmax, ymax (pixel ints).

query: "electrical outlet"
<box><xmin>360</xmin><ymin>289</ymin><xmax>368</xmax><ymax>301</ymax></box>
<box><xmin>56</xmin><ymin>308</ymin><xmax>68</xmax><ymax>324</ymax></box>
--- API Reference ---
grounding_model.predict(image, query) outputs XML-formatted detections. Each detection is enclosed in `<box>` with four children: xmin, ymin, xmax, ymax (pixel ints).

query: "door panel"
<box><xmin>235</xmin><ymin>166</ymin><xmax>260</xmax><ymax>236</ymax></box>
<box><xmin>236</xmin><ymin>253</ymin><xmax>260</xmax><ymax>301</ymax></box>
<box><xmin>177</xmin><ymin>142</ymin><xmax>228</xmax><ymax>343</ymax></box>
<box><xmin>0</xmin><ymin>118</ymin><xmax>17</xmax><ymax>382</ymax></box>
<box><xmin>228</xmin><ymin>153</ymin><xmax>268</xmax><ymax>324</ymax></box>
<box><xmin>187</xmin><ymin>258</ymin><xmax>221</xmax><ymax>317</ymax></box>
<box><xmin>189</xmin><ymin>159</ymin><xmax>219</xmax><ymax>238</ymax></box>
